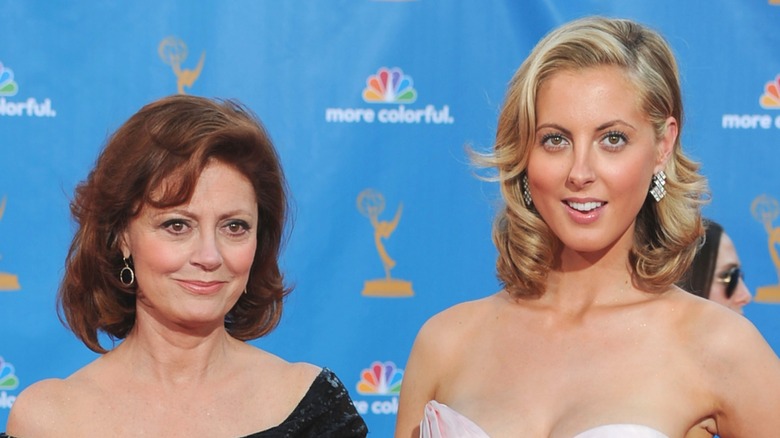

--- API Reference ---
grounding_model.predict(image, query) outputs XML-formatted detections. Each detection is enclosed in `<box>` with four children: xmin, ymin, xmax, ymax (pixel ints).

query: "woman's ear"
<box><xmin>655</xmin><ymin>116</ymin><xmax>677</xmax><ymax>172</ymax></box>
<box><xmin>118</xmin><ymin>230</ymin><xmax>131</xmax><ymax>259</ymax></box>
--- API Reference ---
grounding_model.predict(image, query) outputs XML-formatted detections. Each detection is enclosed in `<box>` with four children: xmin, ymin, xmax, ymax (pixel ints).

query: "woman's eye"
<box><xmin>225</xmin><ymin>221</ymin><xmax>251</xmax><ymax>236</ymax></box>
<box><xmin>601</xmin><ymin>131</ymin><xmax>628</xmax><ymax>149</ymax></box>
<box><xmin>162</xmin><ymin>220</ymin><xmax>189</xmax><ymax>234</ymax></box>
<box><xmin>541</xmin><ymin>133</ymin><xmax>568</xmax><ymax>149</ymax></box>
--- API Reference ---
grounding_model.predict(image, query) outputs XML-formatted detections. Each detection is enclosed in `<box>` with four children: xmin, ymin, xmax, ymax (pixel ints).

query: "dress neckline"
<box><xmin>422</xmin><ymin>400</ymin><xmax>670</xmax><ymax>438</ymax></box>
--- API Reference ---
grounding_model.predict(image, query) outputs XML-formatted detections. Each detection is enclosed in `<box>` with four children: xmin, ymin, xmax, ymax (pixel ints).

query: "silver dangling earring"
<box><xmin>522</xmin><ymin>172</ymin><xmax>533</xmax><ymax>207</ymax></box>
<box><xmin>649</xmin><ymin>170</ymin><xmax>667</xmax><ymax>202</ymax></box>
<box><xmin>119</xmin><ymin>257</ymin><xmax>135</xmax><ymax>286</ymax></box>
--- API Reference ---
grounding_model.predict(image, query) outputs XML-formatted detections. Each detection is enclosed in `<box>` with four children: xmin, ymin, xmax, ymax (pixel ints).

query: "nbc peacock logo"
<box><xmin>357</xmin><ymin>360</ymin><xmax>404</xmax><ymax>395</ymax></box>
<box><xmin>722</xmin><ymin>73</ymin><xmax>780</xmax><ymax>129</ymax></box>
<box><xmin>760</xmin><ymin>75</ymin><xmax>780</xmax><ymax>109</ymax></box>
<box><xmin>362</xmin><ymin>67</ymin><xmax>417</xmax><ymax>103</ymax></box>
<box><xmin>352</xmin><ymin>361</ymin><xmax>404</xmax><ymax>416</ymax></box>
<box><xmin>325</xmin><ymin>66</ymin><xmax>454</xmax><ymax>125</ymax></box>
<box><xmin>0</xmin><ymin>63</ymin><xmax>18</xmax><ymax>96</ymax></box>
<box><xmin>0</xmin><ymin>357</ymin><xmax>19</xmax><ymax>409</ymax></box>
<box><xmin>0</xmin><ymin>61</ymin><xmax>56</xmax><ymax>118</ymax></box>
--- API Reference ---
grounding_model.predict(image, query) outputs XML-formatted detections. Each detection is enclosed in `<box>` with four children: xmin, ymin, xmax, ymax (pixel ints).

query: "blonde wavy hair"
<box><xmin>480</xmin><ymin>16</ymin><xmax>708</xmax><ymax>298</ymax></box>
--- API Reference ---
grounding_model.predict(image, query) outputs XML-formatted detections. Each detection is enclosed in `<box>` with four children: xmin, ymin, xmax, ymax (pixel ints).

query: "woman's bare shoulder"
<box><xmin>237</xmin><ymin>344</ymin><xmax>323</xmax><ymax>404</ymax></box>
<box><xmin>5</xmin><ymin>377</ymin><xmax>74</xmax><ymax>436</ymax></box>
<box><xmin>409</xmin><ymin>292</ymin><xmax>503</xmax><ymax>361</ymax></box>
<box><xmin>240</xmin><ymin>343</ymin><xmax>321</xmax><ymax>379</ymax></box>
<box><xmin>667</xmin><ymin>288</ymin><xmax>780</xmax><ymax>430</ymax></box>
<box><xmin>422</xmin><ymin>293</ymin><xmax>501</xmax><ymax>333</ymax></box>
<box><xmin>665</xmin><ymin>287</ymin><xmax>758</xmax><ymax>339</ymax></box>
<box><xmin>6</xmin><ymin>356</ymin><xmax>112</xmax><ymax>435</ymax></box>
<box><xmin>665</xmin><ymin>287</ymin><xmax>778</xmax><ymax>375</ymax></box>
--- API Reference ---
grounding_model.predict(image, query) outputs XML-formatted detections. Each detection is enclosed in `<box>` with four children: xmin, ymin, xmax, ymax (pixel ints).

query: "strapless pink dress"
<box><xmin>420</xmin><ymin>401</ymin><xmax>670</xmax><ymax>438</ymax></box>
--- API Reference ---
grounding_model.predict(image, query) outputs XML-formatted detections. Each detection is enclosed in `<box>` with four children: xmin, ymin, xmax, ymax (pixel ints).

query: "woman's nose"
<box><xmin>732</xmin><ymin>278</ymin><xmax>752</xmax><ymax>307</ymax></box>
<box><xmin>191</xmin><ymin>231</ymin><xmax>223</xmax><ymax>271</ymax></box>
<box><xmin>567</xmin><ymin>149</ymin><xmax>596</xmax><ymax>189</ymax></box>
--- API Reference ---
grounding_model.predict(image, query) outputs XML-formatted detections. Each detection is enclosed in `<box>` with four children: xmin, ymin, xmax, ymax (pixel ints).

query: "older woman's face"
<box><xmin>709</xmin><ymin>232</ymin><xmax>752</xmax><ymax>314</ymax></box>
<box><xmin>121</xmin><ymin>160</ymin><xmax>258</xmax><ymax>330</ymax></box>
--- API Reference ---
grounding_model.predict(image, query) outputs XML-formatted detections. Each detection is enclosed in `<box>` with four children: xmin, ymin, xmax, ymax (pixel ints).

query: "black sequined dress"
<box><xmin>243</xmin><ymin>367</ymin><xmax>368</xmax><ymax>437</ymax></box>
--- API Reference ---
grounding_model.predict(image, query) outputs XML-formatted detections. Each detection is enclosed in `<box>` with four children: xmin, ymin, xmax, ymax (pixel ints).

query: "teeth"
<box><xmin>567</xmin><ymin>201</ymin><xmax>603</xmax><ymax>212</ymax></box>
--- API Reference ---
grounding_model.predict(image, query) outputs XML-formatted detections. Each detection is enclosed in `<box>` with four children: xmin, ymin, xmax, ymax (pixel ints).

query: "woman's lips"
<box><xmin>176</xmin><ymin>280</ymin><xmax>226</xmax><ymax>295</ymax></box>
<box><xmin>564</xmin><ymin>199</ymin><xmax>605</xmax><ymax>225</ymax></box>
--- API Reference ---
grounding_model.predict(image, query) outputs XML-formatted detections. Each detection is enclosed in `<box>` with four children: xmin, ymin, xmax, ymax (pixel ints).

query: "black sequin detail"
<box><xmin>240</xmin><ymin>367</ymin><xmax>368</xmax><ymax>437</ymax></box>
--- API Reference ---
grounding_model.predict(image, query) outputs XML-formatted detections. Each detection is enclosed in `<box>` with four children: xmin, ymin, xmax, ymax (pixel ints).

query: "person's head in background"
<box><xmin>679</xmin><ymin>219</ymin><xmax>752</xmax><ymax>314</ymax></box>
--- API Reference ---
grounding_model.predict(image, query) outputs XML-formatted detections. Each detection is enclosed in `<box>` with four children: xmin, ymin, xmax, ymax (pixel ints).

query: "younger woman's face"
<box><xmin>709</xmin><ymin>232</ymin><xmax>752</xmax><ymax>314</ymax></box>
<box><xmin>527</xmin><ymin>65</ymin><xmax>675</xmax><ymax>258</ymax></box>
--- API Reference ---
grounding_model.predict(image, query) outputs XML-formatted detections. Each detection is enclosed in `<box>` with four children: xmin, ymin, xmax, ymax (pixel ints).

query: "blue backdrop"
<box><xmin>2</xmin><ymin>1</ymin><xmax>779</xmax><ymax>435</ymax></box>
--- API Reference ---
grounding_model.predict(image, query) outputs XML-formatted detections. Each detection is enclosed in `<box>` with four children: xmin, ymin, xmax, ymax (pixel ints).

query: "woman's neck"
<box><xmin>108</xmin><ymin>313</ymin><xmax>239</xmax><ymax>387</ymax></box>
<box><xmin>539</xmin><ymin>245</ymin><xmax>638</xmax><ymax>312</ymax></box>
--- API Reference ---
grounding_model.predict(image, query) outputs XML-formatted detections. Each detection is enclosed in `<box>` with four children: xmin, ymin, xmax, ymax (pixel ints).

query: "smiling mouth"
<box><xmin>182</xmin><ymin>280</ymin><xmax>224</xmax><ymax>286</ymax></box>
<box><xmin>177</xmin><ymin>280</ymin><xmax>226</xmax><ymax>294</ymax></box>
<box><xmin>566</xmin><ymin>201</ymin><xmax>604</xmax><ymax>212</ymax></box>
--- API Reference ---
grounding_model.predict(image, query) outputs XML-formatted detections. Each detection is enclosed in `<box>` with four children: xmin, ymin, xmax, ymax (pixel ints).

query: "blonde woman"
<box><xmin>395</xmin><ymin>17</ymin><xmax>780</xmax><ymax>438</ymax></box>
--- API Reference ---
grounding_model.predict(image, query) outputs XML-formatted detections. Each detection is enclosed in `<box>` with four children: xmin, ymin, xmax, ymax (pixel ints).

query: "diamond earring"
<box><xmin>522</xmin><ymin>173</ymin><xmax>533</xmax><ymax>207</ymax></box>
<box><xmin>649</xmin><ymin>170</ymin><xmax>667</xmax><ymax>202</ymax></box>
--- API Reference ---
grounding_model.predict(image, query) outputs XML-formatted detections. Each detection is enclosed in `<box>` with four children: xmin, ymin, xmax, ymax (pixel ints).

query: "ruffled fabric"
<box><xmin>420</xmin><ymin>400</ymin><xmax>490</xmax><ymax>438</ymax></box>
<box><xmin>419</xmin><ymin>400</ymin><xmax>670</xmax><ymax>438</ymax></box>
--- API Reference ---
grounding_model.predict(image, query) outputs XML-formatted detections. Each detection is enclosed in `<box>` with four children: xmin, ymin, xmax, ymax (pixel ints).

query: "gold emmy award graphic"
<box><xmin>158</xmin><ymin>36</ymin><xmax>205</xmax><ymax>95</ymax></box>
<box><xmin>751</xmin><ymin>194</ymin><xmax>780</xmax><ymax>303</ymax></box>
<box><xmin>357</xmin><ymin>189</ymin><xmax>414</xmax><ymax>297</ymax></box>
<box><xmin>0</xmin><ymin>196</ymin><xmax>20</xmax><ymax>291</ymax></box>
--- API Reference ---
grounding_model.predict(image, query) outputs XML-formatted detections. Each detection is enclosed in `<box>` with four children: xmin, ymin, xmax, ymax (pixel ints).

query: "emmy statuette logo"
<box><xmin>0</xmin><ymin>196</ymin><xmax>20</xmax><ymax>291</ymax></box>
<box><xmin>158</xmin><ymin>36</ymin><xmax>205</xmax><ymax>95</ymax></box>
<box><xmin>357</xmin><ymin>189</ymin><xmax>413</xmax><ymax>297</ymax></box>
<box><xmin>751</xmin><ymin>194</ymin><xmax>780</xmax><ymax>302</ymax></box>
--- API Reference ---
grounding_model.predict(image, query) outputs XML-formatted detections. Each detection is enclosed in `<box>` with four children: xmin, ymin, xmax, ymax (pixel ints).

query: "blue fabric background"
<box><xmin>2</xmin><ymin>1</ymin><xmax>779</xmax><ymax>435</ymax></box>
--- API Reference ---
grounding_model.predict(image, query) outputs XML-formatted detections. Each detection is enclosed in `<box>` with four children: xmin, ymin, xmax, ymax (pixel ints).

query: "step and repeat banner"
<box><xmin>1</xmin><ymin>1</ymin><xmax>779</xmax><ymax>434</ymax></box>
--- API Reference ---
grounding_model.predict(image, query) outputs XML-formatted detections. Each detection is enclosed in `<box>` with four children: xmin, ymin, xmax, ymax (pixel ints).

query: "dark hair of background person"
<box><xmin>57</xmin><ymin>95</ymin><xmax>291</xmax><ymax>353</ymax></box>
<box><xmin>678</xmin><ymin>219</ymin><xmax>723</xmax><ymax>298</ymax></box>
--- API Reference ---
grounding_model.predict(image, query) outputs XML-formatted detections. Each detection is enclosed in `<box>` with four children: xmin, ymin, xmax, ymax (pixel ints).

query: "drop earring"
<box><xmin>649</xmin><ymin>170</ymin><xmax>667</xmax><ymax>202</ymax></box>
<box><xmin>522</xmin><ymin>172</ymin><xmax>533</xmax><ymax>207</ymax></box>
<box><xmin>119</xmin><ymin>257</ymin><xmax>135</xmax><ymax>286</ymax></box>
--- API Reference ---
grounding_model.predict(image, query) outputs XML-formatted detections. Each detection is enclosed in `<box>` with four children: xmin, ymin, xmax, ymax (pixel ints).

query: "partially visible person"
<box><xmin>395</xmin><ymin>16</ymin><xmax>780</xmax><ymax>438</ymax></box>
<box><xmin>678</xmin><ymin>219</ymin><xmax>752</xmax><ymax>314</ymax></box>
<box><xmin>4</xmin><ymin>95</ymin><xmax>367</xmax><ymax>437</ymax></box>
